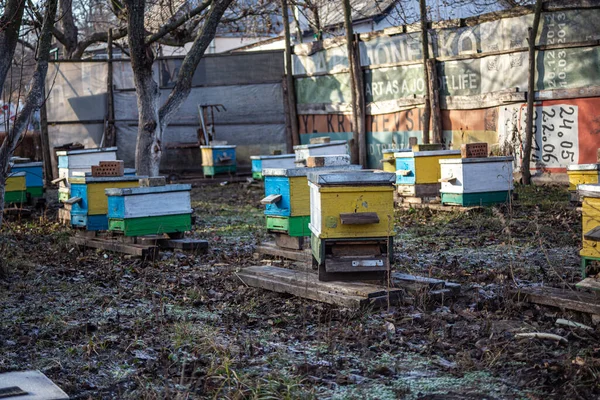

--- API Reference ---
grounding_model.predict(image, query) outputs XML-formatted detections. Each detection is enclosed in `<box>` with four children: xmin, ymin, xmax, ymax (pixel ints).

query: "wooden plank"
<box><xmin>511</xmin><ymin>287</ymin><xmax>600</xmax><ymax>315</ymax></box>
<box><xmin>392</xmin><ymin>272</ymin><xmax>461</xmax><ymax>295</ymax></box>
<box><xmin>70</xmin><ymin>236</ymin><xmax>158</xmax><ymax>260</ymax></box>
<box><xmin>576</xmin><ymin>278</ymin><xmax>600</xmax><ymax>292</ymax></box>
<box><xmin>261</xmin><ymin>194</ymin><xmax>282</xmax><ymax>205</ymax></box>
<box><xmin>584</xmin><ymin>226</ymin><xmax>600</xmax><ymax>241</ymax></box>
<box><xmin>256</xmin><ymin>242</ymin><xmax>312</xmax><ymax>262</ymax></box>
<box><xmin>331</xmin><ymin>244</ymin><xmax>380</xmax><ymax>257</ymax></box>
<box><xmin>164</xmin><ymin>238</ymin><xmax>209</xmax><ymax>254</ymax></box>
<box><xmin>397</xmin><ymin>202</ymin><xmax>482</xmax><ymax>212</ymax></box>
<box><xmin>324</xmin><ymin>257</ymin><xmax>387</xmax><ymax>273</ymax></box>
<box><xmin>339</xmin><ymin>212</ymin><xmax>380</xmax><ymax>225</ymax></box>
<box><xmin>238</xmin><ymin>266</ymin><xmax>403</xmax><ymax>309</ymax></box>
<box><xmin>275</xmin><ymin>234</ymin><xmax>305</xmax><ymax>250</ymax></box>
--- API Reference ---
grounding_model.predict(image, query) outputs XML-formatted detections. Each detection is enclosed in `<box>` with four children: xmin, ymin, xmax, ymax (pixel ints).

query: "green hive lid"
<box><xmin>55</xmin><ymin>147</ymin><xmax>118</xmax><ymax>156</ymax></box>
<box><xmin>293</xmin><ymin>140</ymin><xmax>347</xmax><ymax>150</ymax></box>
<box><xmin>250</xmin><ymin>154</ymin><xmax>295</xmax><ymax>160</ymax></box>
<box><xmin>567</xmin><ymin>163</ymin><xmax>600</xmax><ymax>171</ymax></box>
<box><xmin>105</xmin><ymin>184</ymin><xmax>191</xmax><ymax>196</ymax></box>
<box><xmin>264</xmin><ymin>164</ymin><xmax>362</xmax><ymax>177</ymax></box>
<box><xmin>308</xmin><ymin>170</ymin><xmax>395</xmax><ymax>186</ymax></box>
<box><xmin>439</xmin><ymin>156</ymin><xmax>514</xmax><ymax>164</ymax></box>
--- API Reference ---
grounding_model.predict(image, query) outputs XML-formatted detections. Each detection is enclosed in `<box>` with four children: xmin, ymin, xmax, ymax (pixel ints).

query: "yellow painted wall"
<box><xmin>317</xmin><ymin>186</ymin><xmax>394</xmax><ymax>238</ymax></box>
<box><xmin>289</xmin><ymin>176</ymin><xmax>310</xmax><ymax>216</ymax></box>
<box><xmin>414</xmin><ymin>154</ymin><xmax>461</xmax><ymax>184</ymax></box>
<box><xmin>568</xmin><ymin>170</ymin><xmax>599</xmax><ymax>191</ymax></box>
<box><xmin>88</xmin><ymin>181</ymin><xmax>140</xmax><ymax>215</ymax></box>
<box><xmin>6</xmin><ymin>175</ymin><xmax>26</xmax><ymax>192</ymax></box>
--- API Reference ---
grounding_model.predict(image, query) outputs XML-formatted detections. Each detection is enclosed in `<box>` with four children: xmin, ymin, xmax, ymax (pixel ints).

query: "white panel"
<box><xmin>123</xmin><ymin>191</ymin><xmax>191</xmax><ymax>218</ymax></box>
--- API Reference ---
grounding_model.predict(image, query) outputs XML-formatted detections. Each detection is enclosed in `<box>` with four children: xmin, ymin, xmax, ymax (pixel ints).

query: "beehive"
<box><xmin>578</xmin><ymin>184</ymin><xmax>600</xmax><ymax>276</ymax></box>
<box><xmin>68</xmin><ymin>174</ymin><xmax>142</xmax><ymax>231</ymax></box>
<box><xmin>308</xmin><ymin>171</ymin><xmax>396</xmax><ymax>239</ymax></box>
<box><xmin>201</xmin><ymin>145</ymin><xmax>236</xmax><ymax>176</ymax></box>
<box><xmin>106</xmin><ymin>184</ymin><xmax>192</xmax><ymax>237</ymax></box>
<box><xmin>262</xmin><ymin>165</ymin><xmax>361</xmax><ymax>237</ymax></box>
<box><xmin>293</xmin><ymin>140</ymin><xmax>348</xmax><ymax>166</ymax></box>
<box><xmin>56</xmin><ymin>147</ymin><xmax>118</xmax><ymax>188</ymax></box>
<box><xmin>10</xmin><ymin>161</ymin><xmax>44</xmax><ymax>199</ymax></box>
<box><xmin>251</xmin><ymin>154</ymin><xmax>296</xmax><ymax>180</ymax></box>
<box><xmin>567</xmin><ymin>164</ymin><xmax>600</xmax><ymax>192</ymax></box>
<box><xmin>381</xmin><ymin>149</ymin><xmax>402</xmax><ymax>173</ymax></box>
<box><xmin>5</xmin><ymin>172</ymin><xmax>27</xmax><ymax>204</ymax></box>
<box><xmin>394</xmin><ymin>150</ymin><xmax>461</xmax><ymax>197</ymax></box>
<box><xmin>439</xmin><ymin>156</ymin><xmax>514</xmax><ymax>206</ymax></box>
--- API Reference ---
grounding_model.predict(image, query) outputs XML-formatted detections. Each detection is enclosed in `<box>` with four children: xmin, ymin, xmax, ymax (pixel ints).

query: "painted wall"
<box><xmin>293</xmin><ymin>3</ymin><xmax>600</xmax><ymax>173</ymax></box>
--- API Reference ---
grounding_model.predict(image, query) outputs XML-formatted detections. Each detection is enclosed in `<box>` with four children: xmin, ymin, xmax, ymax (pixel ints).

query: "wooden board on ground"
<box><xmin>511</xmin><ymin>286</ymin><xmax>600</xmax><ymax>315</ymax></box>
<box><xmin>255</xmin><ymin>242</ymin><xmax>312</xmax><ymax>262</ymax></box>
<box><xmin>2</xmin><ymin>207</ymin><xmax>32</xmax><ymax>218</ymax></box>
<box><xmin>70</xmin><ymin>235</ymin><xmax>158</xmax><ymax>260</ymax></box>
<box><xmin>237</xmin><ymin>265</ymin><xmax>403</xmax><ymax>309</ymax></box>
<box><xmin>0</xmin><ymin>370</ymin><xmax>69</xmax><ymax>400</ymax></box>
<box><xmin>576</xmin><ymin>277</ymin><xmax>600</xmax><ymax>292</ymax></box>
<box><xmin>397</xmin><ymin>202</ymin><xmax>482</xmax><ymax>213</ymax></box>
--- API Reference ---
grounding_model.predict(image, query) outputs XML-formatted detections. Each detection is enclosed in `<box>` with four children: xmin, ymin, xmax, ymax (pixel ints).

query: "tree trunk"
<box><xmin>0</xmin><ymin>0</ymin><xmax>58</xmax><ymax>227</ymax></box>
<box><xmin>426</xmin><ymin>59</ymin><xmax>442</xmax><ymax>144</ymax></box>
<box><xmin>522</xmin><ymin>0</ymin><xmax>543</xmax><ymax>185</ymax></box>
<box><xmin>133</xmin><ymin>72</ymin><xmax>162</xmax><ymax>177</ymax></box>
<box><xmin>0</xmin><ymin>0</ymin><xmax>26</xmax><ymax>89</ymax></box>
<box><xmin>59</xmin><ymin>0</ymin><xmax>78</xmax><ymax>58</ymax></box>
<box><xmin>419</xmin><ymin>0</ymin><xmax>431</xmax><ymax>144</ymax></box>
<box><xmin>281</xmin><ymin>0</ymin><xmax>300</xmax><ymax>149</ymax></box>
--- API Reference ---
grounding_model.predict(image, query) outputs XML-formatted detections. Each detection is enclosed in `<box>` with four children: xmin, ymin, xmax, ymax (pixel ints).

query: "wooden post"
<box><xmin>105</xmin><ymin>28</ymin><xmax>116</xmax><ymax>147</ymax></box>
<box><xmin>522</xmin><ymin>0</ymin><xmax>543</xmax><ymax>185</ymax></box>
<box><xmin>281</xmin><ymin>0</ymin><xmax>300</xmax><ymax>150</ymax></box>
<box><xmin>343</xmin><ymin>0</ymin><xmax>366</xmax><ymax>167</ymax></box>
<box><xmin>39</xmin><ymin>89</ymin><xmax>54</xmax><ymax>182</ymax></box>
<box><xmin>354</xmin><ymin>33</ymin><xmax>367</xmax><ymax>168</ymax></box>
<box><xmin>426</xmin><ymin>59</ymin><xmax>442</xmax><ymax>144</ymax></box>
<box><xmin>419</xmin><ymin>0</ymin><xmax>431</xmax><ymax>144</ymax></box>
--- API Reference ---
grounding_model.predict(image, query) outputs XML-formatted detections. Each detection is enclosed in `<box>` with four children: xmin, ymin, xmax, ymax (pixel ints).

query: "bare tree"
<box><xmin>123</xmin><ymin>0</ymin><xmax>234</xmax><ymax>176</ymax></box>
<box><xmin>0</xmin><ymin>0</ymin><xmax>58</xmax><ymax>226</ymax></box>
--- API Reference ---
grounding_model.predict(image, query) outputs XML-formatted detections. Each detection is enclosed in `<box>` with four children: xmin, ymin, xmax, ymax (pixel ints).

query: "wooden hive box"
<box><xmin>293</xmin><ymin>140</ymin><xmax>348</xmax><ymax>166</ymax></box>
<box><xmin>262</xmin><ymin>165</ymin><xmax>361</xmax><ymax>237</ymax></box>
<box><xmin>439</xmin><ymin>156</ymin><xmax>514</xmax><ymax>206</ymax></box>
<box><xmin>68</xmin><ymin>174</ymin><xmax>142</xmax><ymax>231</ymax></box>
<box><xmin>106</xmin><ymin>184</ymin><xmax>193</xmax><ymax>236</ymax></box>
<box><xmin>381</xmin><ymin>149</ymin><xmax>402</xmax><ymax>173</ymax></box>
<box><xmin>10</xmin><ymin>161</ymin><xmax>44</xmax><ymax>199</ymax></box>
<box><xmin>56</xmin><ymin>147</ymin><xmax>118</xmax><ymax>189</ymax></box>
<box><xmin>394</xmin><ymin>150</ymin><xmax>461</xmax><ymax>186</ymax></box>
<box><xmin>308</xmin><ymin>170</ymin><xmax>396</xmax><ymax>239</ymax></box>
<box><xmin>251</xmin><ymin>154</ymin><xmax>296</xmax><ymax>180</ymax></box>
<box><xmin>578</xmin><ymin>185</ymin><xmax>600</xmax><ymax>260</ymax></box>
<box><xmin>5</xmin><ymin>172</ymin><xmax>27</xmax><ymax>204</ymax></box>
<box><xmin>567</xmin><ymin>164</ymin><xmax>600</xmax><ymax>192</ymax></box>
<box><xmin>200</xmin><ymin>145</ymin><xmax>236</xmax><ymax>176</ymax></box>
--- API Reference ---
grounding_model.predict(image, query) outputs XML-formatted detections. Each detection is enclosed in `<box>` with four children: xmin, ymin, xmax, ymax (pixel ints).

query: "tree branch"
<box><xmin>158</xmin><ymin>0</ymin><xmax>234</xmax><ymax>127</ymax></box>
<box><xmin>0</xmin><ymin>0</ymin><xmax>27</xmax><ymax>89</ymax></box>
<box><xmin>145</xmin><ymin>0</ymin><xmax>212</xmax><ymax>46</ymax></box>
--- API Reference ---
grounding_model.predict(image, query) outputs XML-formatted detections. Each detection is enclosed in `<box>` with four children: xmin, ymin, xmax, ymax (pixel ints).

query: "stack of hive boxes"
<box><xmin>577</xmin><ymin>184</ymin><xmax>600</xmax><ymax>277</ymax></box>
<box><xmin>4</xmin><ymin>172</ymin><xmax>27</xmax><ymax>205</ymax></box>
<box><xmin>293</xmin><ymin>140</ymin><xmax>348</xmax><ymax>167</ymax></box>
<box><xmin>567</xmin><ymin>164</ymin><xmax>600</xmax><ymax>203</ymax></box>
<box><xmin>106</xmin><ymin>177</ymin><xmax>193</xmax><ymax>237</ymax></box>
<box><xmin>201</xmin><ymin>144</ymin><xmax>237</xmax><ymax>177</ymax></box>
<box><xmin>394</xmin><ymin>144</ymin><xmax>461</xmax><ymax>200</ymax></box>
<box><xmin>56</xmin><ymin>147</ymin><xmax>118</xmax><ymax>203</ymax></box>
<box><xmin>261</xmin><ymin>154</ymin><xmax>359</xmax><ymax>249</ymax></box>
<box><xmin>438</xmin><ymin>143</ymin><xmax>514</xmax><ymax>206</ymax></box>
<box><xmin>68</xmin><ymin>161</ymin><xmax>142</xmax><ymax>231</ymax></box>
<box><xmin>9</xmin><ymin>158</ymin><xmax>44</xmax><ymax>202</ymax></box>
<box><xmin>308</xmin><ymin>170</ymin><xmax>396</xmax><ymax>281</ymax></box>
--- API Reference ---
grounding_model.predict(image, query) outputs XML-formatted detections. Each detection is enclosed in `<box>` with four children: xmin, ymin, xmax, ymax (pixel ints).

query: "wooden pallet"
<box><xmin>397</xmin><ymin>202</ymin><xmax>482</xmax><ymax>213</ymax></box>
<box><xmin>70</xmin><ymin>233</ymin><xmax>208</xmax><ymax>259</ymax></box>
<box><xmin>255</xmin><ymin>242</ymin><xmax>312</xmax><ymax>263</ymax></box>
<box><xmin>511</xmin><ymin>286</ymin><xmax>600</xmax><ymax>315</ymax></box>
<box><xmin>237</xmin><ymin>265</ymin><xmax>403</xmax><ymax>309</ymax></box>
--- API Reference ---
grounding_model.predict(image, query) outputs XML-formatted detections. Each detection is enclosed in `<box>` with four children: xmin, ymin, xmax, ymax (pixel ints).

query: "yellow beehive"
<box><xmin>579</xmin><ymin>184</ymin><xmax>600</xmax><ymax>258</ymax></box>
<box><xmin>381</xmin><ymin>149</ymin><xmax>399</xmax><ymax>173</ymax></box>
<box><xmin>394</xmin><ymin>150</ymin><xmax>461</xmax><ymax>185</ymax></box>
<box><xmin>308</xmin><ymin>171</ymin><xmax>396</xmax><ymax>239</ymax></box>
<box><xmin>567</xmin><ymin>164</ymin><xmax>600</xmax><ymax>191</ymax></box>
<box><xmin>69</xmin><ymin>175</ymin><xmax>141</xmax><ymax>215</ymax></box>
<box><xmin>6</xmin><ymin>173</ymin><xmax>26</xmax><ymax>192</ymax></box>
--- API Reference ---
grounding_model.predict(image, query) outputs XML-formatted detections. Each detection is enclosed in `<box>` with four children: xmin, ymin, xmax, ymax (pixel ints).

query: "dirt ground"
<box><xmin>1</xmin><ymin>182</ymin><xmax>599</xmax><ymax>399</ymax></box>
